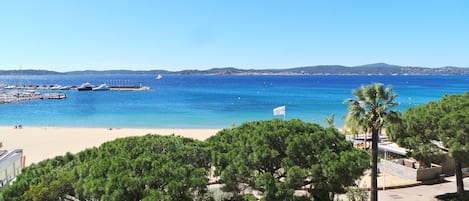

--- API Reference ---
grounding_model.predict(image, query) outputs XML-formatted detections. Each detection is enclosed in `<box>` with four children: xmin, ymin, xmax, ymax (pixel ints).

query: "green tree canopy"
<box><xmin>388</xmin><ymin>92</ymin><xmax>469</xmax><ymax>198</ymax></box>
<box><xmin>208</xmin><ymin>119</ymin><xmax>370</xmax><ymax>201</ymax></box>
<box><xmin>1</xmin><ymin>134</ymin><xmax>211</xmax><ymax>201</ymax></box>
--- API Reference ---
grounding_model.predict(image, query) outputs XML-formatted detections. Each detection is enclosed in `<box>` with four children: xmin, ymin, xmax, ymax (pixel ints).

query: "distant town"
<box><xmin>1</xmin><ymin>63</ymin><xmax>469</xmax><ymax>75</ymax></box>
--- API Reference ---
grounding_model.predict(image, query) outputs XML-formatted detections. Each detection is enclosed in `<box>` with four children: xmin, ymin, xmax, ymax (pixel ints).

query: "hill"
<box><xmin>0</xmin><ymin>69</ymin><xmax>64</xmax><ymax>75</ymax></box>
<box><xmin>1</xmin><ymin>63</ymin><xmax>469</xmax><ymax>75</ymax></box>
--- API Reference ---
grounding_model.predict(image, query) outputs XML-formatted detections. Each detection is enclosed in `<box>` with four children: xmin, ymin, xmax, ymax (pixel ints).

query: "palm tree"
<box><xmin>324</xmin><ymin>113</ymin><xmax>336</xmax><ymax>128</ymax></box>
<box><xmin>345</xmin><ymin>83</ymin><xmax>399</xmax><ymax>201</ymax></box>
<box><xmin>344</xmin><ymin>113</ymin><xmax>370</xmax><ymax>149</ymax></box>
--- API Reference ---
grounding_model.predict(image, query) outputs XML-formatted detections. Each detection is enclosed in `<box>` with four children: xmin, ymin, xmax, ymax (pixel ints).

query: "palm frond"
<box><xmin>345</xmin><ymin>83</ymin><xmax>399</xmax><ymax>132</ymax></box>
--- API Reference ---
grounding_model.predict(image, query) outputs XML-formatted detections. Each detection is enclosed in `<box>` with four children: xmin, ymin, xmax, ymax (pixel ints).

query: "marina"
<box><xmin>0</xmin><ymin>91</ymin><xmax>67</xmax><ymax>104</ymax></box>
<box><xmin>0</xmin><ymin>82</ymin><xmax>151</xmax><ymax>104</ymax></box>
<box><xmin>0</xmin><ymin>83</ymin><xmax>151</xmax><ymax>91</ymax></box>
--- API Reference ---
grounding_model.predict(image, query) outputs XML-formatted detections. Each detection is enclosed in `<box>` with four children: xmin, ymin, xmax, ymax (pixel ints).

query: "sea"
<box><xmin>0</xmin><ymin>74</ymin><xmax>468</xmax><ymax>128</ymax></box>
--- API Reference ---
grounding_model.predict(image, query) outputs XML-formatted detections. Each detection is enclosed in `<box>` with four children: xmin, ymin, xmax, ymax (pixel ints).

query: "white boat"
<box><xmin>77</xmin><ymin>83</ymin><xmax>93</xmax><ymax>91</ymax></box>
<box><xmin>49</xmin><ymin>85</ymin><xmax>62</xmax><ymax>90</ymax></box>
<box><xmin>59</xmin><ymin>85</ymin><xmax>71</xmax><ymax>90</ymax></box>
<box><xmin>156</xmin><ymin>74</ymin><xmax>163</xmax><ymax>80</ymax></box>
<box><xmin>92</xmin><ymin>84</ymin><xmax>109</xmax><ymax>91</ymax></box>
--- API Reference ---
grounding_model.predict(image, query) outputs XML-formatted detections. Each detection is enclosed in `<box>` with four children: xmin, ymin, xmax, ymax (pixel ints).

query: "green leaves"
<box><xmin>2</xmin><ymin>120</ymin><xmax>371</xmax><ymax>201</ymax></box>
<box><xmin>388</xmin><ymin>92</ymin><xmax>469</xmax><ymax>197</ymax></box>
<box><xmin>346</xmin><ymin>83</ymin><xmax>399</xmax><ymax>131</ymax></box>
<box><xmin>1</xmin><ymin>135</ymin><xmax>210</xmax><ymax>201</ymax></box>
<box><xmin>388</xmin><ymin>92</ymin><xmax>469</xmax><ymax>164</ymax></box>
<box><xmin>209</xmin><ymin>119</ymin><xmax>370</xmax><ymax>201</ymax></box>
<box><xmin>346</xmin><ymin>83</ymin><xmax>399</xmax><ymax>201</ymax></box>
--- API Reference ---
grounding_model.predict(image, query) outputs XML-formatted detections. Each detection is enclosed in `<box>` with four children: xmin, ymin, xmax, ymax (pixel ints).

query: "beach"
<box><xmin>0</xmin><ymin>126</ymin><xmax>222</xmax><ymax>166</ymax></box>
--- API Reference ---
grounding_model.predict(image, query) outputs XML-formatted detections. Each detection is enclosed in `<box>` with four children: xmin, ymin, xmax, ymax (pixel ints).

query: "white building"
<box><xmin>0</xmin><ymin>149</ymin><xmax>24</xmax><ymax>189</ymax></box>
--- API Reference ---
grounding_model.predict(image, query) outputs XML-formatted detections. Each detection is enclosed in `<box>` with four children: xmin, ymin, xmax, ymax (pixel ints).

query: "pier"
<box><xmin>0</xmin><ymin>81</ymin><xmax>150</xmax><ymax>104</ymax></box>
<box><xmin>0</xmin><ymin>83</ymin><xmax>151</xmax><ymax>91</ymax></box>
<box><xmin>108</xmin><ymin>85</ymin><xmax>151</xmax><ymax>91</ymax></box>
<box><xmin>0</xmin><ymin>92</ymin><xmax>66</xmax><ymax>104</ymax></box>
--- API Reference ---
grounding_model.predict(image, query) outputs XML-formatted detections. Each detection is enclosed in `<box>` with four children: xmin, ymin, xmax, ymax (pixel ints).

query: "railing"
<box><xmin>0</xmin><ymin>149</ymin><xmax>23</xmax><ymax>189</ymax></box>
<box><xmin>379</xmin><ymin>159</ymin><xmax>442</xmax><ymax>181</ymax></box>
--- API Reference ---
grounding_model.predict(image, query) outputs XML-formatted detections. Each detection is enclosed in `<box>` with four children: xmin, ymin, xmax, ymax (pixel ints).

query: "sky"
<box><xmin>0</xmin><ymin>0</ymin><xmax>468</xmax><ymax>72</ymax></box>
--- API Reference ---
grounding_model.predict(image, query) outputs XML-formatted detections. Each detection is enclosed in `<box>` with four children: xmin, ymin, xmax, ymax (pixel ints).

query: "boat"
<box><xmin>108</xmin><ymin>85</ymin><xmax>151</xmax><ymax>91</ymax></box>
<box><xmin>49</xmin><ymin>85</ymin><xmax>62</xmax><ymax>90</ymax></box>
<box><xmin>77</xmin><ymin>83</ymin><xmax>93</xmax><ymax>91</ymax></box>
<box><xmin>59</xmin><ymin>85</ymin><xmax>71</xmax><ymax>90</ymax></box>
<box><xmin>92</xmin><ymin>84</ymin><xmax>109</xmax><ymax>91</ymax></box>
<box><xmin>4</xmin><ymin>85</ymin><xmax>15</xmax><ymax>89</ymax></box>
<box><xmin>156</xmin><ymin>74</ymin><xmax>163</xmax><ymax>80</ymax></box>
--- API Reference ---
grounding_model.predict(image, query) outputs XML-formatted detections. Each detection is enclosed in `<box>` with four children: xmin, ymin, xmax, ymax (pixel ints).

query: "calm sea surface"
<box><xmin>0</xmin><ymin>75</ymin><xmax>468</xmax><ymax>128</ymax></box>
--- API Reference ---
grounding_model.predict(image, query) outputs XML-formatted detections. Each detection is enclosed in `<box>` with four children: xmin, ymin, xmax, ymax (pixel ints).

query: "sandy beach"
<box><xmin>0</xmin><ymin>126</ymin><xmax>222</xmax><ymax>166</ymax></box>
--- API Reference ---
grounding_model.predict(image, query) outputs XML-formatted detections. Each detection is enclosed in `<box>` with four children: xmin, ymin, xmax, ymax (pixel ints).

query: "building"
<box><xmin>0</xmin><ymin>149</ymin><xmax>24</xmax><ymax>189</ymax></box>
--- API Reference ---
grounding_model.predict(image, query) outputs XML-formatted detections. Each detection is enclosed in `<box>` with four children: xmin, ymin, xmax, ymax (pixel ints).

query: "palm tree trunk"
<box><xmin>455</xmin><ymin>159</ymin><xmax>464</xmax><ymax>198</ymax></box>
<box><xmin>370</xmin><ymin>127</ymin><xmax>379</xmax><ymax>201</ymax></box>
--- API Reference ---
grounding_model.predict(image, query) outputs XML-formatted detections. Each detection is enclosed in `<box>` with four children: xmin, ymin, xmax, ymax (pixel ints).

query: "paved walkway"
<box><xmin>338</xmin><ymin>172</ymin><xmax>469</xmax><ymax>201</ymax></box>
<box><xmin>357</xmin><ymin>172</ymin><xmax>420</xmax><ymax>190</ymax></box>
<box><xmin>379</xmin><ymin>176</ymin><xmax>469</xmax><ymax>201</ymax></box>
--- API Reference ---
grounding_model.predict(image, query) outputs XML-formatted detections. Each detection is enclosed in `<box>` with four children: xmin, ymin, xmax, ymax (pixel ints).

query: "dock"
<box><xmin>0</xmin><ymin>92</ymin><xmax>66</xmax><ymax>104</ymax></box>
<box><xmin>108</xmin><ymin>85</ymin><xmax>151</xmax><ymax>91</ymax></box>
<box><xmin>0</xmin><ymin>82</ymin><xmax>150</xmax><ymax>104</ymax></box>
<box><xmin>1</xmin><ymin>83</ymin><xmax>151</xmax><ymax>91</ymax></box>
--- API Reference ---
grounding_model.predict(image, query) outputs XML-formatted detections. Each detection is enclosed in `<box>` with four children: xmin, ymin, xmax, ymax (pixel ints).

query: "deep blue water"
<box><xmin>0</xmin><ymin>75</ymin><xmax>468</xmax><ymax>128</ymax></box>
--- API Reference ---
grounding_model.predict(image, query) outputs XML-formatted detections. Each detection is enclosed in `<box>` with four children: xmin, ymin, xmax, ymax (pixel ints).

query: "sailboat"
<box><xmin>156</xmin><ymin>74</ymin><xmax>163</xmax><ymax>80</ymax></box>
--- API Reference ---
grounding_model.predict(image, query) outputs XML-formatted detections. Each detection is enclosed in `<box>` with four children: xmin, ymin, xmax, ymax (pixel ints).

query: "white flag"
<box><xmin>273</xmin><ymin>106</ymin><xmax>286</xmax><ymax>116</ymax></box>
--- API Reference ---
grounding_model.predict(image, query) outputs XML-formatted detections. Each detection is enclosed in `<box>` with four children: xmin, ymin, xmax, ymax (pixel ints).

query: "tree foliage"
<box><xmin>344</xmin><ymin>83</ymin><xmax>399</xmax><ymax>201</ymax></box>
<box><xmin>208</xmin><ymin>119</ymin><xmax>370</xmax><ymax>201</ymax></box>
<box><xmin>387</xmin><ymin>102</ymin><xmax>445</xmax><ymax>167</ymax></box>
<box><xmin>2</xmin><ymin>120</ymin><xmax>370</xmax><ymax>201</ymax></box>
<box><xmin>388</xmin><ymin>92</ymin><xmax>469</xmax><ymax>198</ymax></box>
<box><xmin>0</xmin><ymin>135</ymin><xmax>211</xmax><ymax>201</ymax></box>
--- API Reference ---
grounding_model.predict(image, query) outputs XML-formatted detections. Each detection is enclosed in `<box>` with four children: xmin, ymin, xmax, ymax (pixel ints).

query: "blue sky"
<box><xmin>0</xmin><ymin>1</ymin><xmax>468</xmax><ymax>71</ymax></box>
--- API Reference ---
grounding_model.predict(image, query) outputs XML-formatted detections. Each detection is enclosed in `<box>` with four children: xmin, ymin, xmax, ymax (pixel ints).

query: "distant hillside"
<box><xmin>285</xmin><ymin>63</ymin><xmax>469</xmax><ymax>75</ymax></box>
<box><xmin>1</xmin><ymin>63</ymin><xmax>469</xmax><ymax>75</ymax></box>
<box><xmin>0</xmin><ymin>69</ymin><xmax>64</xmax><ymax>75</ymax></box>
<box><xmin>177</xmin><ymin>63</ymin><xmax>469</xmax><ymax>75</ymax></box>
<box><xmin>66</xmin><ymin>70</ymin><xmax>171</xmax><ymax>75</ymax></box>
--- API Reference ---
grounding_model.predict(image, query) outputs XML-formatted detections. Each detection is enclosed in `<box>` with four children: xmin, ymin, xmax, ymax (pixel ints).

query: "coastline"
<box><xmin>0</xmin><ymin>126</ymin><xmax>222</xmax><ymax>166</ymax></box>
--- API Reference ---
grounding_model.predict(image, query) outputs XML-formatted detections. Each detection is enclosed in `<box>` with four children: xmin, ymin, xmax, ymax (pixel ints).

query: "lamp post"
<box><xmin>383</xmin><ymin>150</ymin><xmax>387</xmax><ymax>191</ymax></box>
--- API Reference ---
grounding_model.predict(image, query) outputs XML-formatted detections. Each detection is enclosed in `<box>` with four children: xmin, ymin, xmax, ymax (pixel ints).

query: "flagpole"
<box><xmin>281</xmin><ymin>105</ymin><xmax>286</xmax><ymax>120</ymax></box>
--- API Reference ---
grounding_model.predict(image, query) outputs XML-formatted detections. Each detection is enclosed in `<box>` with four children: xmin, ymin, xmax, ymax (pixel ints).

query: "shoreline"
<box><xmin>0</xmin><ymin>126</ymin><xmax>223</xmax><ymax>166</ymax></box>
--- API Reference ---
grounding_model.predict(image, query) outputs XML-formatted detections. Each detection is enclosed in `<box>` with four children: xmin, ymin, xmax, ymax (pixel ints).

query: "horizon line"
<box><xmin>1</xmin><ymin>62</ymin><xmax>469</xmax><ymax>73</ymax></box>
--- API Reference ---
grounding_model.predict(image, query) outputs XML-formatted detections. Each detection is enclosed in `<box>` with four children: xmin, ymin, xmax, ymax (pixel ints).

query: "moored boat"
<box><xmin>77</xmin><ymin>83</ymin><xmax>93</xmax><ymax>91</ymax></box>
<box><xmin>59</xmin><ymin>85</ymin><xmax>71</xmax><ymax>90</ymax></box>
<box><xmin>92</xmin><ymin>84</ymin><xmax>109</xmax><ymax>91</ymax></box>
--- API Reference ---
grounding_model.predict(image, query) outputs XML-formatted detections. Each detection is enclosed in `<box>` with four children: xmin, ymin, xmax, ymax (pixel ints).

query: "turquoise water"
<box><xmin>0</xmin><ymin>75</ymin><xmax>468</xmax><ymax>128</ymax></box>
